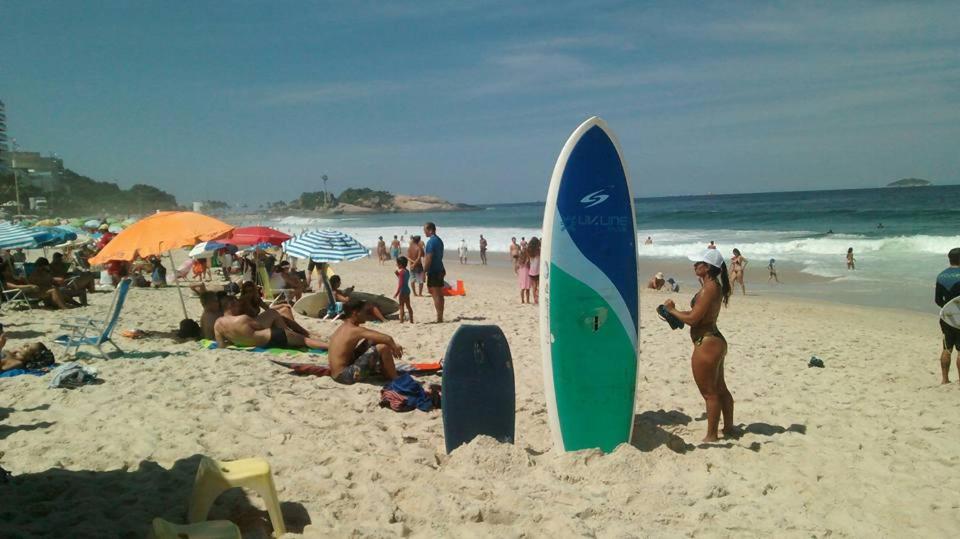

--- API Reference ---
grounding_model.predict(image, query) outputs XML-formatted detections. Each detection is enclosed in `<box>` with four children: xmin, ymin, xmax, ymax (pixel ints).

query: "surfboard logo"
<box><xmin>580</xmin><ymin>189</ymin><xmax>609</xmax><ymax>208</ymax></box>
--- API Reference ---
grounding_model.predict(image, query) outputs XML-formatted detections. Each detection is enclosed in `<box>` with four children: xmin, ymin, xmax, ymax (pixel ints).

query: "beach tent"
<box><xmin>88</xmin><ymin>211</ymin><xmax>235</xmax><ymax>318</ymax></box>
<box><xmin>83</xmin><ymin>219</ymin><xmax>101</xmax><ymax>229</ymax></box>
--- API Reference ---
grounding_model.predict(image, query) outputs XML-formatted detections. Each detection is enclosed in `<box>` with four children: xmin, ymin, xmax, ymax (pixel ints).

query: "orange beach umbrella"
<box><xmin>87</xmin><ymin>211</ymin><xmax>234</xmax><ymax>320</ymax></box>
<box><xmin>88</xmin><ymin>211</ymin><xmax>234</xmax><ymax>265</ymax></box>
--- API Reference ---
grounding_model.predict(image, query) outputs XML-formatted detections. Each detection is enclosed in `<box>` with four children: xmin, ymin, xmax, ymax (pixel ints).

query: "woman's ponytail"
<box><xmin>709</xmin><ymin>262</ymin><xmax>732</xmax><ymax>306</ymax></box>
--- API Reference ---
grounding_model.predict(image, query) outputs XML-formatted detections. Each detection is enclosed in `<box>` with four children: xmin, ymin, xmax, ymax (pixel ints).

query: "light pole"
<box><xmin>322</xmin><ymin>174</ymin><xmax>329</xmax><ymax>208</ymax></box>
<box><xmin>11</xmin><ymin>138</ymin><xmax>20</xmax><ymax>216</ymax></box>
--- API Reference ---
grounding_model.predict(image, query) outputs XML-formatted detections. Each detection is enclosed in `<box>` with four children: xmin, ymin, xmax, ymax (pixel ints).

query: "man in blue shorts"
<box><xmin>423</xmin><ymin>221</ymin><xmax>446</xmax><ymax>323</ymax></box>
<box><xmin>935</xmin><ymin>247</ymin><xmax>960</xmax><ymax>384</ymax></box>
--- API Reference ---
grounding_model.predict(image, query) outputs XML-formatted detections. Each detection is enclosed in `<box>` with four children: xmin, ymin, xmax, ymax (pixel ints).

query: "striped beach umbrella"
<box><xmin>282</xmin><ymin>229</ymin><xmax>369</xmax><ymax>263</ymax></box>
<box><xmin>0</xmin><ymin>221</ymin><xmax>41</xmax><ymax>249</ymax></box>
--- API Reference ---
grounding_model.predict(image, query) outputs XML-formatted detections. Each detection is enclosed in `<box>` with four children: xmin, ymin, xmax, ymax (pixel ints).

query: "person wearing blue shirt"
<box><xmin>423</xmin><ymin>221</ymin><xmax>446</xmax><ymax>322</ymax></box>
<box><xmin>935</xmin><ymin>247</ymin><xmax>960</xmax><ymax>384</ymax></box>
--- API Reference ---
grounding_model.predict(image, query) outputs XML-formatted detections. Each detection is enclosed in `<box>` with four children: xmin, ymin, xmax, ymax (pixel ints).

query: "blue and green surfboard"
<box><xmin>540</xmin><ymin>117</ymin><xmax>639</xmax><ymax>453</ymax></box>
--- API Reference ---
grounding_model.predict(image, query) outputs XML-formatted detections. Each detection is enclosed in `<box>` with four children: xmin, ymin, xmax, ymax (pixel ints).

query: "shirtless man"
<box><xmin>237</xmin><ymin>280</ymin><xmax>317</xmax><ymax>337</ymax></box>
<box><xmin>214</xmin><ymin>295</ymin><xmax>328</xmax><ymax>350</ymax></box>
<box><xmin>199</xmin><ymin>291</ymin><xmax>225</xmax><ymax>340</ymax></box>
<box><xmin>328</xmin><ymin>299</ymin><xmax>401</xmax><ymax>385</ymax></box>
<box><xmin>509</xmin><ymin>237</ymin><xmax>520</xmax><ymax>274</ymax></box>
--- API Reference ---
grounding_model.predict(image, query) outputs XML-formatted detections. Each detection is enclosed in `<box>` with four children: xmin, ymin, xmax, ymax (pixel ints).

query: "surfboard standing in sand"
<box><xmin>540</xmin><ymin>117</ymin><xmax>640</xmax><ymax>453</ymax></box>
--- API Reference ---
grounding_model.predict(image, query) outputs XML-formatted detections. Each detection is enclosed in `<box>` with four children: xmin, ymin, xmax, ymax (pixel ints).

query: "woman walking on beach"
<box><xmin>517</xmin><ymin>247</ymin><xmax>531</xmax><ymax>303</ymax></box>
<box><xmin>527</xmin><ymin>237</ymin><xmax>541</xmax><ymax>304</ymax></box>
<box><xmin>730</xmin><ymin>248</ymin><xmax>747</xmax><ymax>295</ymax></box>
<box><xmin>662</xmin><ymin>249</ymin><xmax>734</xmax><ymax>443</ymax></box>
<box><xmin>846</xmin><ymin>247</ymin><xmax>855</xmax><ymax>270</ymax></box>
<box><xmin>377</xmin><ymin>237</ymin><xmax>387</xmax><ymax>265</ymax></box>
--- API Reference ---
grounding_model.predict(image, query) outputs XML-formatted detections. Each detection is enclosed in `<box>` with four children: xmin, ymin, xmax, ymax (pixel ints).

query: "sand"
<box><xmin>2</xmin><ymin>254</ymin><xmax>959</xmax><ymax>538</ymax></box>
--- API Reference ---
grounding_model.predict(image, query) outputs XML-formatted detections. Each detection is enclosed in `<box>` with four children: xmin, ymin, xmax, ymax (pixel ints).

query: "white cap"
<box><xmin>655</xmin><ymin>272</ymin><xmax>664</xmax><ymax>279</ymax></box>
<box><xmin>688</xmin><ymin>249</ymin><xmax>724</xmax><ymax>269</ymax></box>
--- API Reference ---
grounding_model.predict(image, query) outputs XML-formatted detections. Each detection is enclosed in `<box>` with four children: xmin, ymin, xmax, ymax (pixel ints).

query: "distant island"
<box><xmin>887</xmin><ymin>178</ymin><xmax>932</xmax><ymax>187</ymax></box>
<box><xmin>266</xmin><ymin>187</ymin><xmax>478</xmax><ymax>214</ymax></box>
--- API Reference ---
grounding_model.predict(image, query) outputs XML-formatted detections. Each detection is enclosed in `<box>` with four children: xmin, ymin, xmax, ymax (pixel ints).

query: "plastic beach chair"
<box><xmin>151</xmin><ymin>517</ymin><xmax>240</xmax><ymax>539</ymax></box>
<box><xmin>256</xmin><ymin>266</ymin><xmax>294</xmax><ymax>306</ymax></box>
<box><xmin>54</xmin><ymin>277</ymin><xmax>132</xmax><ymax>360</ymax></box>
<box><xmin>188</xmin><ymin>456</ymin><xmax>286</xmax><ymax>538</ymax></box>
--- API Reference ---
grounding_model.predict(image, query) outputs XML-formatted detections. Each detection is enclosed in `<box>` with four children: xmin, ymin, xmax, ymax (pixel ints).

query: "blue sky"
<box><xmin>1</xmin><ymin>1</ymin><xmax>957</xmax><ymax>205</ymax></box>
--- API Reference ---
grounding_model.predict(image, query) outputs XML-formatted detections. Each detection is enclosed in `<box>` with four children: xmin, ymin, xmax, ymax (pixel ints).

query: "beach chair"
<box><xmin>0</xmin><ymin>275</ymin><xmax>41</xmax><ymax>311</ymax></box>
<box><xmin>256</xmin><ymin>266</ymin><xmax>294</xmax><ymax>306</ymax></box>
<box><xmin>189</xmin><ymin>456</ymin><xmax>286</xmax><ymax>537</ymax></box>
<box><xmin>54</xmin><ymin>277</ymin><xmax>132</xmax><ymax>360</ymax></box>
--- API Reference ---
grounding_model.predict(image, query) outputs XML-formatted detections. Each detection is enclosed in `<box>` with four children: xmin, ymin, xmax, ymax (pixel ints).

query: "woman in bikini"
<box><xmin>730</xmin><ymin>248</ymin><xmax>747</xmax><ymax>295</ymax></box>
<box><xmin>662</xmin><ymin>249</ymin><xmax>734</xmax><ymax>443</ymax></box>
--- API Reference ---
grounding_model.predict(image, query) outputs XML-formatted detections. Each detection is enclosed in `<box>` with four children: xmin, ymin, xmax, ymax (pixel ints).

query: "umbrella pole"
<box><xmin>168</xmin><ymin>250</ymin><xmax>189</xmax><ymax>320</ymax></box>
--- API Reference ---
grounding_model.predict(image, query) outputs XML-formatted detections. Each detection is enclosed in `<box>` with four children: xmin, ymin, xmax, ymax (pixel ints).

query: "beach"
<box><xmin>2</xmin><ymin>253</ymin><xmax>958</xmax><ymax>538</ymax></box>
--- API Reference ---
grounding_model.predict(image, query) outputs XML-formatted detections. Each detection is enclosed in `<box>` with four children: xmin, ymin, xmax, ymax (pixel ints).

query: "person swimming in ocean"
<box><xmin>661</xmin><ymin>249</ymin><xmax>734</xmax><ymax>443</ymax></box>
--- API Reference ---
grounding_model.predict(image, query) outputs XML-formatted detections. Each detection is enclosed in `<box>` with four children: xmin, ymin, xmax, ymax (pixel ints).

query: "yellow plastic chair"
<box><xmin>188</xmin><ymin>457</ymin><xmax>286</xmax><ymax>537</ymax></box>
<box><xmin>152</xmin><ymin>517</ymin><xmax>241</xmax><ymax>539</ymax></box>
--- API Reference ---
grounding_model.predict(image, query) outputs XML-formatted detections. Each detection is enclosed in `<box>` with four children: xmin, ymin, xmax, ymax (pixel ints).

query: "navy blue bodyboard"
<box><xmin>442</xmin><ymin>325</ymin><xmax>516</xmax><ymax>454</ymax></box>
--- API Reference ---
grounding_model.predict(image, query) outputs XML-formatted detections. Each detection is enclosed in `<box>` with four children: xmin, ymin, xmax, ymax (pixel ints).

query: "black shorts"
<box><xmin>307</xmin><ymin>260</ymin><xmax>320</xmax><ymax>271</ymax></box>
<box><xmin>427</xmin><ymin>272</ymin><xmax>445</xmax><ymax>288</ymax></box>
<box><xmin>942</xmin><ymin>320</ymin><xmax>960</xmax><ymax>351</ymax></box>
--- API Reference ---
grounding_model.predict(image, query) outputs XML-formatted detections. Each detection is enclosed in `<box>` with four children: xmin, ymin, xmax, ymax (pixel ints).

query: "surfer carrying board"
<box><xmin>661</xmin><ymin>249</ymin><xmax>735</xmax><ymax>443</ymax></box>
<box><xmin>935</xmin><ymin>247</ymin><xmax>960</xmax><ymax>384</ymax></box>
<box><xmin>328</xmin><ymin>299</ymin><xmax>402</xmax><ymax>385</ymax></box>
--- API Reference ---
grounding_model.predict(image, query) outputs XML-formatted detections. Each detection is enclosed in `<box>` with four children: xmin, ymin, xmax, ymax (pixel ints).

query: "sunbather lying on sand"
<box><xmin>0</xmin><ymin>333</ymin><xmax>52</xmax><ymax>372</ymax></box>
<box><xmin>328</xmin><ymin>299</ymin><xmax>401</xmax><ymax>385</ymax></box>
<box><xmin>214</xmin><ymin>295</ymin><xmax>328</xmax><ymax>350</ymax></box>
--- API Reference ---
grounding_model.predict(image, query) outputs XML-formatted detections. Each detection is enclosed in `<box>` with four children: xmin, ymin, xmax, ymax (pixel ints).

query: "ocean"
<box><xmin>249</xmin><ymin>186</ymin><xmax>960</xmax><ymax>314</ymax></box>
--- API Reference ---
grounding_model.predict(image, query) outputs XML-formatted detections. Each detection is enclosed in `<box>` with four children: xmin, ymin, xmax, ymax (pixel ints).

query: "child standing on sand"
<box><xmin>517</xmin><ymin>249</ymin><xmax>531</xmax><ymax>303</ymax></box>
<box><xmin>394</xmin><ymin>256</ymin><xmax>413</xmax><ymax>323</ymax></box>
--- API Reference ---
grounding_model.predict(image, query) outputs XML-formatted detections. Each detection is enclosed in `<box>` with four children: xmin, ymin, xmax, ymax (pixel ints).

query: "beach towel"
<box><xmin>270</xmin><ymin>360</ymin><xmax>442</xmax><ymax>378</ymax></box>
<box><xmin>378</xmin><ymin>374</ymin><xmax>441</xmax><ymax>412</ymax></box>
<box><xmin>269</xmin><ymin>359</ymin><xmax>331</xmax><ymax>376</ymax></box>
<box><xmin>0</xmin><ymin>367</ymin><xmax>49</xmax><ymax>379</ymax></box>
<box><xmin>200</xmin><ymin>339</ymin><xmax>327</xmax><ymax>356</ymax></box>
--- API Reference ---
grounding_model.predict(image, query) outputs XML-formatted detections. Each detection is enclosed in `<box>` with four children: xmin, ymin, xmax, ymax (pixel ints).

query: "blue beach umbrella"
<box><xmin>34</xmin><ymin>226</ymin><xmax>79</xmax><ymax>247</ymax></box>
<box><xmin>0</xmin><ymin>221</ymin><xmax>40</xmax><ymax>249</ymax></box>
<box><xmin>189</xmin><ymin>240</ymin><xmax>237</xmax><ymax>259</ymax></box>
<box><xmin>281</xmin><ymin>229</ymin><xmax>369</xmax><ymax>263</ymax></box>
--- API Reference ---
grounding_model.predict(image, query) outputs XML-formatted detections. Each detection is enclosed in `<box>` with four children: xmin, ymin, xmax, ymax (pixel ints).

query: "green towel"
<box><xmin>199</xmin><ymin>339</ymin><xmax>327</xmax><ymax>356</ymax></box>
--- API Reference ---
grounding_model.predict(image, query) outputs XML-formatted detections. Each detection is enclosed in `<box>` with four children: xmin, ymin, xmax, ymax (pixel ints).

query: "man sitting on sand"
<box><xmin>647</xmin><ymin>272</ymin><xmax>666</xmax><ymax>290</ymax></box>
<box><xmin>328</xmin><ymin>275</ymin><xmax>388</xmax><ymax>322</ymax></box>
<box><xmin>214</xmin><ymin>295</ymin><xmax>328</xmax><ymax>350</ymax></box>
<box><xmin>199</xmin><ymin>290</ymin><xmax>226</xmax><ymax>340</ymax></box>
<box><xmin>237</xmin><ymin>280</ymin><xmax>320</xmax><ymax>337</ymax></box>
<box><xmin>328</xmin><ymin>299</ymin><xmax>401</xmax><ymax>385</ymax></box>
<box><xmin>27</xmin><ymin>258</ymin><xmax>78</xmax><ymax>309</ymax></box>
